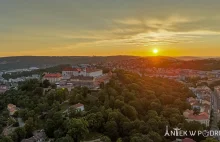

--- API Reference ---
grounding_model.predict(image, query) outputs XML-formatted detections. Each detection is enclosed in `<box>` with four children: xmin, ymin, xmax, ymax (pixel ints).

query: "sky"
<box><xmin>1</xmin><ymin>0</ymin><xmax>220</xmax><ymax>57</ymax></box>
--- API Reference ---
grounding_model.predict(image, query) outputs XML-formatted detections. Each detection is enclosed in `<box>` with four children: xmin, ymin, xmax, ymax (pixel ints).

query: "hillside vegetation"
<box><xmin>0</xmin><ymin>70</ymin><xmax>209</xmax><ymax>142</ymax></box>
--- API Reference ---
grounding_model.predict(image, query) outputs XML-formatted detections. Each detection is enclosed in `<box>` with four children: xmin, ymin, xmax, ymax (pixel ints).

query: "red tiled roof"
<box><xmin>86</xmin><ymin>68</ymin><xmax>102</xmax><ymax>73</ymax></box>
<box><xmin>63</xmin><ymin>67</ymin><xmax>81</xmax><ymax>71</ymax></box>
<box><xmin>187</xmin><ymin>112</ymin><xmax>209</xmax><ymax>120</ymax></box>
<box><xmin>7</xmin><ymin>104</ymin><xmax>17</xmax><ymax>115</ymax></box>
<box><xmin>44</xmin><ymin>73</ymin><xmax>61</xmax><ymax>78</ymax></box>
<box><xmin>73</xmin><ymin>103</ymin><xmax>84</xmax><ymax>108</ymax></box>
<box><xmin>8</xmin><ymin>104</ymin><xmax>16</xmax><ymax>108</ymax></box>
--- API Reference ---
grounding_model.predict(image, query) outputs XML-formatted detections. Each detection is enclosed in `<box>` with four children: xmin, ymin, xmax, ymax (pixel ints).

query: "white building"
<box><xmin>62</xmin><ymin>67</ymin><xmax>81</xmax><ymax>78</ymax></box>
<box><xmin>183</xmin><ymin>109</ymin><xmax>210</xmax><ymax>127</ymax></box>
<box><xmin>0</xmin><ymin>85</ymin><xmax>8</xmax><ymax>94</ymax></box>
<box><xmin>86</xmin><ymin>68</ymin><xmax>102</xmax><ymax>77</ymax></box>
<box><xmin>72</xmin><ymin>103</ymin><xmax>85</xmax><ymax>111</ymax></box>
<box><xmin>62</xmin><ymin>67</ymin><xmax>102</xmax><ymax>78</ymax></box>
<box><xmin>43</xmin><ymin>73</ymin><xmax>62</xmax><ymax>83</ymax></box>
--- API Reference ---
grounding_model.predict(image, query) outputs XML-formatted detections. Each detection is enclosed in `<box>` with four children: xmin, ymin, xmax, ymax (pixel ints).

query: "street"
<box><xmin>210</xmin><ymin>91</ymin><xmax>220</xmax><ymax>140</ymax></box>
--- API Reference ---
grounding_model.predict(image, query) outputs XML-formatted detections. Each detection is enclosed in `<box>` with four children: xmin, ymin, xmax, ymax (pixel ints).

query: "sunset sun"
<box><xmin>153</xmin><ymin>48</ymin><xmax>159</xmax><ymax>54</ymax></box>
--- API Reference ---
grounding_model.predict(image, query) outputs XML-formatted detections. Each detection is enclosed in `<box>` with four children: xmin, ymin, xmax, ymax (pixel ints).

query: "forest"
<box><xmin>0</xmin><ymin>70</ymin><xmax>217</xmax><ymax>142</ymax></box>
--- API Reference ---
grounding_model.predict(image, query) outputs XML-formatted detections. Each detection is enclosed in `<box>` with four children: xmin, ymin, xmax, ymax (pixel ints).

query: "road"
<box><xmin>211</xmin><ymin>91</ymin><xmax>219</xmax><ymax>128</ymax></box>
<box><xmin>210</xmin><ymin>91</ymin><xmax>220</xmax><ymax>140</ymax></box>
<box><xmin>17</xmin><ymin>117</ymin><xmax>25</xmax><ymax>127</ymax></box>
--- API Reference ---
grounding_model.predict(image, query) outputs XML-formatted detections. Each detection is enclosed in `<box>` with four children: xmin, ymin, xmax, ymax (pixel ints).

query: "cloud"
<box><xmin>84</xmin><ymin>15</ymin><xmax>219</xmax><ymax>47</ymax></box>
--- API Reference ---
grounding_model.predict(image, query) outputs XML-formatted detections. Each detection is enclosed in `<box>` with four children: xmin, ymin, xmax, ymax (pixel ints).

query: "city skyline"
<box><xmin>1</xmin><ymin>0</ymin><xmax>220</xmax><ymax>57</ymax></box>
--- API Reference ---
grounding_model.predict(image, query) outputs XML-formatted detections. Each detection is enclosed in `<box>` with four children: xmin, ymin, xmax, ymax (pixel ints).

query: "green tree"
<box><xmin>218</xmin><ymin>121</ymin><xmax>220</xmax><ymax>129</ymax></box>
<box><xmin>55</xmin><ymin>135</ymin><xmax>74</xmax><ymax>142</ymax></box>
<box><xmin>0</xmin><ymin>136</ymin><xmax>13</xmax><ymax>142</ymax></box>
<box><xmin>67</xmin><ymin>118</ymin><xmax>89</xmax><ymax>142</ymax></box>
<box><xmin>121</xmin><ymin>104</ymin><xmax>137</xmax><ymax>120</ymax></box>
<box><xmin>100</xmin><ymin>136</ymin><xmax>111</xmax><ymax>142</ymax></box>
<box><xmin>14</xmin><ymin>127</ymin><xmax>26</xmax><ymax>141</ymax></box>
<box><xmin>43</xmin><ymin>79</ymin><xmax>50</xmax><ymax>88</ymax></box>
<box><xmin>116</xmin><ymin>138</ymin><xmax>123</xmax><ymax>142</ymax></box>
<box><xmin>201</xmin><ymin>137</ymin><xmax>219</xmax><ymax>142</ymax></box>
<box><xmin>147</xmin><ymin>131</ymin><xmax>162</xmax><ymax>142</ymax></box>
<box><xmin>24</xmin><ymin>117</ymin><xmax>35</xmax><ymax>137</ymax></box>
<box><xmin>104</xmin><ymin>121</ymin><xmax>118</xmax><ymax>141</ymax></box>
<box><xmin>45</xmin><ymin>119</ymin><xmax>55</xmax><ymax>138</ymax></box>
<box><xmin>86</xmin><ymin>113</ymin><xmax>104</xmax><ymax>131</ymax></box>
<box><xmin>130</xmin><ymin>133</ymin><xmax>153</xmax><ymax>142</ymax></box>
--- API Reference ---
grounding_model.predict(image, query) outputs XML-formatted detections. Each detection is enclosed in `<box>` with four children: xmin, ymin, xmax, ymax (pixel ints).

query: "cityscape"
<box><xmin>1</xmin><ymin>0</ymin><xmax>220</xmax><ymax>142</ymax></box>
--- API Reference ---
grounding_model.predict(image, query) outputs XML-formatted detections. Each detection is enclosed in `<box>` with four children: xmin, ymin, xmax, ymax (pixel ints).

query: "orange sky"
<box><xmin>1</xmin><ymin>0</ymin><xmax>220</xmax><ymax>57</ymax></box>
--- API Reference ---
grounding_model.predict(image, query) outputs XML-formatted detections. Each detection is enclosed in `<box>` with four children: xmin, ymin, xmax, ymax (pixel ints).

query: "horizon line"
<box><xmin>0</xmin><ymin>55</ymin><xmax>220</xmax><ymax>58</ymax></box>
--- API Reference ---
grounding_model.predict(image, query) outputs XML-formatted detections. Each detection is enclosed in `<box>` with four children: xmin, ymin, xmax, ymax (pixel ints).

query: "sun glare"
<box><xmin>153</xmin><ymin>48</ymin><xmax>159</xmax><ymax>54</ymax></box>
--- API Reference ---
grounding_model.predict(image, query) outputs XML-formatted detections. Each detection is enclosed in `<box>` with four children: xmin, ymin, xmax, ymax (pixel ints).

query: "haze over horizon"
<box><xmin>1</xmin><ymin>0</ymin><xmax>220</xmax><ymax>57</ymax></box>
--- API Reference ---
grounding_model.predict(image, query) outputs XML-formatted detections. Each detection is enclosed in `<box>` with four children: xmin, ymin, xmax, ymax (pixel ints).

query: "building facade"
<box><xmin>43</xmin><ymin>73</ymin><xmax>62</xmax><ymax>83</ymax></box>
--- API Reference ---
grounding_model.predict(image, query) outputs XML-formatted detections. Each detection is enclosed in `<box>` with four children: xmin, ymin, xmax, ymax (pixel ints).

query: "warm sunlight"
<box><xmin>153</xmin><ymin>48</ymin><xmax>159</xmax><ymax>54</ymax></box>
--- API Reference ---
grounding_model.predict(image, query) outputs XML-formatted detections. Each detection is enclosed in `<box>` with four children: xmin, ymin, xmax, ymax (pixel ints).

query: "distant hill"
<box><xmin>175</xmin><ymin>56</ymin><xmax>220</xmax><ymax>61</ymax></box>
<box><xmin>0</xmin><ymin>56</ymin><xmax>137</xmax><ymax>71</ymax></box>
<box><xmin>175</xmin><ymin>56</ymin><xmax>205</xmax><ymax>61</ymax></box>
<box><xmin>1</xmin><ymin>56</ymin><xmax>220</xmax><ymax>71</ymax></box>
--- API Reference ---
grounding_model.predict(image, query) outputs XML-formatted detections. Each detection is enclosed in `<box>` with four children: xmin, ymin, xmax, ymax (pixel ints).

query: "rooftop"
<box><xmin>63</xmin><ymin>67</ymin><xmax>81</xmax><ymax>72</ymax></box>
<box><xmin>86</xmin><ymin>68</ymin><xmax>102</xmax><ymax>73</ymax></box>
<box><xmin>72</xmin><ymin>103</ymin><xmax>84</xmax><ymax>108</ymax></box>
<box><xmin>187</xmin><ymin>112</ymin><xmax>209</xmax><ymax>120</ymax></box>
<box><xmin>7</xmin><ymin>104</ymin><xmax>17</xmax><ymax>115</ymax></box>
<box><xmin>44</xmin><ymin>73</ymin><xmax>62</xmax><ymax>78</ymax></box>
<box><xmin>70</xmin><ymin>75</ymin><xmax>94</xmax><ymax>80</ymax></box>
<box><xmin>21</xmin><ymin>130</ymin><xmax>46</xmax><ymax>142</ymax></box>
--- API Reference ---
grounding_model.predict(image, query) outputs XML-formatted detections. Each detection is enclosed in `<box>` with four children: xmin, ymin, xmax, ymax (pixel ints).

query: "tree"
<box><xmin>149</xmin><ymin>102</ymin><xmax>162</xmax><ymax>114</ymax></box>
<box><xmin>46</xmin><ymin>92</ymin><xmax>55</xmax><ymax>105</ymax></box>
<box><xmin>53</xmin><ymin>112</ymin><xmax>63</xmax><ymax>128</ymax></box>
<box><xmin>218</xmin><ymin>121</ymin><xmax>220</xmax><ymax>129</ymax></box>
<box><xmin>69</xmin><ymin>94</ymin><xmax>76</xmax><ymax>105</ymax></box>
<box><xmin>55</xmin><ymin>135</ymin><xmax>74</xmax><ymax>142</ymax></box>
<box><xmin>9</xmin><ymin>132</ymin><xmax>18</xmax><ymax>142</ymax></box>
<box><xmin>0</xmin><ymin>68</ymin><xmax>197</xmax><ymax>142</ymax></box>
<box><xmin>147</xmin><ymin>131</ymin><xmax>162</xmax><ymax>142</ymax></box>
<box><xmin>54</xmin><ymin>129</ymin><xmax>66</xmax><ymax>139</ymax></box>
<box><xmin>100</xmin><ymin>136</ymin><xmax>111</xmax><ymax>142</ymax></box>
<box><xmin>86</xmin><ymin>113</ymin><xmax>104</xmax><ymax>131</ymax></box>
<box><xmin>33</xmin><ymin>87</ymin><xmax>44</xmax><ymax>96</ymax></box>
<box><xmin>116</xmin><ymin>138</ymin><xmax>123</xmax><ymax>142</ymax></box>
<box><xmin>67</xmin><ymin>118</ymin><xmax>89</xmax><ymax>142</ymax></box>
<box><xmin>123</xmin><ymin>91</ymin><xmax>135</xmax><ymax>103</ymax></box>
<box><xmin>68</xmin><ymin>107</ymin><xmax>77</xmax><ymax>118</ymax></box>
<box><xmin>201</xmin><ymin>137</ymin><xmax>219</xmax><ymax>142</ymax></box>
<box><xmin>130</xmin><ymin>133</ymin><xmax>153</xmax><ymax>142</ymax></box>
<box><xmin>114</xmin><ymin>99</ymin><xmax>124</xmax><ymax>109</ymax></box>
<box><xmin>145</xmin><ymin>110</ymin><xmax>159</xmax><ymax>121</ymax></box>
<box><xmin>82</xmin><ymin>87</ymin><xmax>89</xmax><ymax>98</ymax></box>
<box><xmin>193</xmin><ymin>107</ymin><xmax>200</xmax><ymax>115</ymax></box>
<box><xmin>43</xmin><ymin>79</ymin><xmax>50</xmax><ymax>88</ymax></box>
<box><xmin>121</xmin><ymin>104</ymin><xmax>137</xmax><ymax>120</ymax></box>
<box><xmin>45</xmin><ymin>119</ymin><xmax>55</xmax><ymax>138</ymax></box>
<box><xmin>146</xmin><ymin>118</ymin><xmax>159</xmax><ymax>131</ymax></box>
<box><xmin>122</xmin><ymin>122</ymin><xmax>133</xmax><ymax>136</ymax></box>
<box><xmin>14</xmin><ymin>127</ymin><xmax>26</xmax><ymax>141</ymax></box>
<box><xmin>24</xmin><ymin>117</ymin><xmax>35</xmax><ymax>137</ymax></box>
<box><xmin>183</xmin><ymin>121</ymin><xmax>205</xmax><ymax>131</ymax></box>
<box><xmin>0</xmin><ymin>136</ymin><xmax>13</xmax><ymax>142</ymax></box>
<box><xmin>104</xmin><ymin>121</ymin><xmax>119</xmax><ymax>141</ymax></box>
